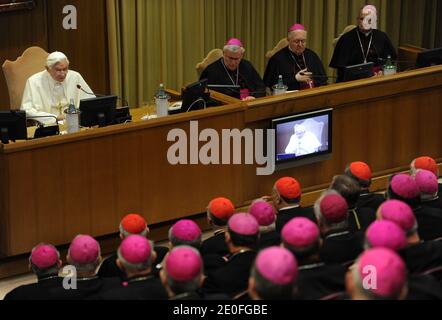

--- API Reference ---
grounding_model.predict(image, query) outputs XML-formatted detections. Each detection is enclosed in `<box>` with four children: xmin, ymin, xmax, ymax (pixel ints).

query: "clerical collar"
<box><xmin>38</xmin><ymin>275</ymin><xmax>60</xmax><ymax>282</ymax></box>
<box><xmin>324</xmin><ymin>229</ymin><xmax>350</xmax><ymax>239</ymax></box>
<box><xmin>298</xmin><ymin>262</ymin><xmax>325</xmax><ymax>271</ymax></box>
<box><xmin>77</xmin><ymin>275</ymin><xmax>99</xmax><ymax>282</ymax></box>
<box><xmin>279</xmin><ymin>204</ymin><xmax>300</xmax><ymax>211</ymax></box>
<box><xmin>127</xmin><ymin>275</ymin><xmax>154</xmax><ymax>284</ymax></box>
<box><xmin>214</xmin><ymin>229</ymin><xmax>225</xmax><ymax>236</ymax></box>
<box><xmin>358</xmin><ymin>28</ymin><xmax>373</xmax><ymax>37</ymax></box>
<box><xmin>230</xmin><ymin>248</ymin><xmax>254</xmax><ymax>260</ymax></box>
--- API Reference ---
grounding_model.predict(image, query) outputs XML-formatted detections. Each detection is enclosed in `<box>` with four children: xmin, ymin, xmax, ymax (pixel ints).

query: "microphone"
<box><xmin>77</xmin><ymin>84</ymin><xmax>129</xmax><ymax>107</ymax></box>
<box><xmin>28</xmin><ymin>114</ymin><xmax>59</xmax><ymax>124</ymax></box>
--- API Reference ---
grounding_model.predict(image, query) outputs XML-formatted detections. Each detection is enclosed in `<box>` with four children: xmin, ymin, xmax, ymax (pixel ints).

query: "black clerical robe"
<box><xmin>330</xmin><ymin>28</ymin><xmax>397</xmax><ymax>82</ymax></box>
<box><xmin>200</xmin><ymin>58</ymin><xmax>266</xmax><ymax>99</ymax></box>
<box><xmin>264</xmin><ymin>47</ymin><xmax>328</xmax><ymax>91</ymax></box>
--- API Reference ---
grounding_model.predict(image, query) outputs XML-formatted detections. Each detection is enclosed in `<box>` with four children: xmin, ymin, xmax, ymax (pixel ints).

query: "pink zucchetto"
<box><xmin>225</xmin><ymin>38</ymin><xmax>243</xmax><ymax>48</ymax></box>
<box><xmin>356</xmin><ymin>248</ymin><xmax>406</xmax><ymax>298</ymax></box>
<box><xmin>378</xmin><ymin>200</ymin><xmax>416</xmax><ymax>233</ymax></box>
<box><xmin>165</xmin><ymin>246</ymin><xmax>202</xmax><ymax>282</ymax></box>
<box><xmin>69</xmin><ymin>235</ymin><xmax>100</xmax><ymax>264</ymax></box>
<box><xmin>171</xmin><ymin>219</ymin><xmax>202</xmax><ymax>242</ymax></box>
<box><xmin>119</xmin><ymin>235</ymin><xmax>152</xmax><ymax>265</ymax></box>
<box><xmin>415</xmin><ymin>169</ymin><xmax>439</xmax><ymax>195</ymax></box>
<box><xmin>30</xmin><ymin>244</ymin><xmax>59</xmax><ymax>269</ymax></box>
<box><xmin>390</xmin><ymin>174</ymin><xmax>420</xmax><ymax>199</ymax></box>
<box><xmin>249</xmin><ymin>200</ymin><xmax>276</xmax><ymax>227</ymax></box>
<box><xmin>317</xmin><ymin>193</ymin><xmax>348</xmax><ymax>223</ymax></box>
<box><xmin>366</xmin><ymin>220</ymin><xmax>407</xmax><ymax>251</ymax></box>
<box><xmin>281</xmin><ymin>217</ymin><xmax>320</xmax><ymax>248</ymax></box>
<box><xmin>255</xmin><ymin>247</ymin><xmax>298</xmax><ymax>285</ymax></box>
<box><xmin>288</xmin><ymin>24</ymin><xmax>306</xmax><ymax>32</ymax></box>
<box><xmin>228</xmin><ymin>213</ymin><xmax>259</xmax><ymax>236</ymax></box>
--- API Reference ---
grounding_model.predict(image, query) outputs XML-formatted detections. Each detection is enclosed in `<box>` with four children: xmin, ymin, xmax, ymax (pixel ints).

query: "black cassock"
<box><xmin>200</xmin><ymin>58</ymin><xmax>266</xmax><ymax>99</ymax></box>
<box><xmin>330</xmin><ymin>28</ymin><xmax>397</xmax><ymax>82</ymax></box>
<box><xmin>264</xmin><ymin>47</ymin><xmax>328</xmax><ymax>91</ymax></box>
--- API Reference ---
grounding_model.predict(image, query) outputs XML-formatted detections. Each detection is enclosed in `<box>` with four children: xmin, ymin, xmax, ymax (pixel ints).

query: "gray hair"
<box><xmin>223</xmin><ymin>44</ymin><xmax>245</xmax><ymax>54</ymax></box>
<box><xmin>29</xmin><ymin>243</ymin><xmax>60</xmax><ymax>278</ymax></box>
<box><xmin>314</xmin><ymin>189</ymin><xmax>349</xmax><ymax>229</ymax></box>
<box><xmin>119</xmin><ymin>223</ymin><xmax>149</xmax><ymax>238</ymax></box>
<box><xmin>117</xmin><ymin>240</ymin><xmax>154</xmax><ymax>273</ymax></box>
<box><xmin>168</xmin><ymin>228</ymin><xmax>202</xmax><ymax>249</ymax></box>
<box><xmin>46</xmin><ymin>51</ymin><xmax>69</xmax><ymax>69</ymax></box>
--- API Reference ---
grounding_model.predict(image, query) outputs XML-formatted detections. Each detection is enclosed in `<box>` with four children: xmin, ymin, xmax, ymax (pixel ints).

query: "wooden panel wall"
<box><xmin>0</xmin><ymin>0</ymin><xmax>109</xmax><ymax>109</ymax></box>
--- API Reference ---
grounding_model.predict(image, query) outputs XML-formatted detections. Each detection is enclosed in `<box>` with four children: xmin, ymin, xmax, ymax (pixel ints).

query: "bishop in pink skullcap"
<box><xmin>315</xmin><ymin>191</ymin><xmax>348</xmax><ymax>224</ymax></box>
<box><xmin>377</xmin><ymin>200</ymin><xmax>416</xmax><ymax>234</ymax></box>
<box><xmin>255</xmin><ymin>247</ymin><xmax>298</xmax><ymax>285</ymax></box>
<box><xmin>225</xmin><ymin>38</ymin><xmax>243</xmax><ymax>48</ymax></box>
<box><xmin>288</xmin><ymin>24</ymin><xmax>306</xmax><ymax>32</ymax></box>
<box><xmin>415</xmin><ymin>169</ymin><xmax>439</xmax><ymax>196</ymax></box>
<box><xmin>171</xmin><ymin>219</ymin><xmax>202</xmax><ymax>242</ymax></box>
<box><xmin>389</xmin><ymin>174</ymin><xmax>420</xmax><ymax>202</ymax></box>
<box><xmin>355</xmin><ymin>248</ymin><xmax>407</xmax><ymax>299</ymax></box>
<box><xmin>30</xmin><ymin>244</ymin><xmax>59</xmax><ymax>269</ymax></box>
<box><xmin>366</xmin><ymin>220</ymin><xmax>407</xmax><ymax>251</ymax></box>
<box><xmin>249</xmin><ymin>200</ymin><xmax>276</xmax><ymax>227</ymax></box>
<box><xmin>118</xmin><ymin>235</ymin><xmax>152</xmax><ymax>265</ymax></box>
<box><xmin>68</xmin><ymin>235</ymin><xmax>100</xmax><ymax>264</ymax></box>
<box><xmin>281</xmin><ymin>217</ymin><xmax>319</xmax><ymax>248</ymax></box>
<box><xmin>165</xmin><ymin>246</ymin><xmax>202</xmax><ymax>282</ymax></box>
<box><xmin>228</xmin><ymin>213</ymin><xmax>259</xmax><ymax>235</ymax></box>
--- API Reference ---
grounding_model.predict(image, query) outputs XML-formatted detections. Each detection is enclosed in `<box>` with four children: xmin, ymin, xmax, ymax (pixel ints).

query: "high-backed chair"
<box><xmin>2</xmin><ymin>46</ymin><xmax>49</xmax><ymax>110</ymax></box>
<box><xmin>265</xmin><ymin>38</ymin><xmax>289</xmax><ymax>62</ymax></box>
<box><xmin>195</xmin><ymin>49</ymin><xmax>223</xmax><ymax>77</ymax></box>
<box><xmin>333</xmin><ymin>25</ymin><xmax>357</xmax><ymax>47</ymax></box>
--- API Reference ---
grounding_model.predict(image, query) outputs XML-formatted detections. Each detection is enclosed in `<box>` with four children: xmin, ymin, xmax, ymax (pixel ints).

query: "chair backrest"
<box><xmin>2</xmin><ymin>46</ymin><xmax>49</xmax><ymax>110</ymax></box>
<box><xmin>196</xmin><ymin>49</ymin><xmax>223</xmax><ymax>77</ymax></box>
<box><xmin>333</xmin><ymin>25</ymin><xmax>357</xmax><ymax>47</ymax></box>
<box><xmin>265</xmin><ymin>38</ymin><xmax>289</xmax><ymax>62</ymax></box>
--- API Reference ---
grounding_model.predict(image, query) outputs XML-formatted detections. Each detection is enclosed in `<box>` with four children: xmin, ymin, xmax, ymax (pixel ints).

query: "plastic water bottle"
<box><xmin>155</xmin><ymin>83</ymin><xmax>170</xmax><ymax>117</ymax></box>
<box><xmin>273</xmin><ymin>75</ymin><xmax>288</xmax><ymax>95</ymax></box>
<box><xmin>383</xmin><ymin>55</ymin><xmax>397</xmax><ymax>75</ymax></box>
<box><xmin>64</xmin><ymin>98</ymin><xmax>81</xmax><ymax>133</ymax></box>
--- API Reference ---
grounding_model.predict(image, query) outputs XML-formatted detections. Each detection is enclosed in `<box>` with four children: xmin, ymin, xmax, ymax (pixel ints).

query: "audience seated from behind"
<box><xmin>410</xmin><ymin>155</ymin><xmax>442</xmax><ymax>195</ymax></box>
<box><xmin>364</xmin><ymin>219</ymin><xmax>442</xmax><ymax>299</ymax></box>
<box><xmin>98</xmin><ymin>213</ymin><xmax>168</xmax><ymax>279</ymax></box>
<box><xmin>346</xmin><ymin>248</ymin><xmax>407</xmax><ymax>300</ymax></box>
<box><xmin>248</xmin><ymin>199</ymin><xmax>280</xmax><ymax>249</ymax></box>
<box><xmin>281</xmin><ymin>217</ymin><xmax>346</xmax><ymax>300</ymax></box>
<box><xmin>51</xmin><ymin>235</ymin><xmax>120</xmax><ymax>300</ymax></box>
<box><xmin>387</xmin><ymin>173</ymin><xmax>442</xmax><ymax>241</ymax></box>
<box><xmin>376</xmin><ymin>199</ymin><xmax>442</xmax><ymax>276</ymax></box>
<box><xmin>329</xmin><ymin>174</ymin><xmax>377</xmax><ymax>233</ymax></box>
<box><xmin>344</xmin><ymin>161</ymin><xmax>385</xmax><ymax>211</ymax></box>
<box><xmin>4</xmin><ymin>244</ymin><xmax>64</xmax><ymax>300</ymax></box>
<box><xmin>315</xmin><ymin>191</ymin><xmax>364</xmax><ymax>265</ymax></box>
<box><xmin>414</xmin><ymin>169</ymin><xmax>442</xmax><ymax>211</ymax></box>
<box><xmin>269</xmin><ymin>176</ymin><xmax>317</xmax><ymax>234</ymax></box>
<box><xmin>248</xmin><ymin>247</ymin><xmax>298</xmax><ymax>300</ymax></box>
<box><xmin>98</xmin><ymin>235</ymin><xmax>168</xmax><ymax>300</ymax></box>
<box><xmin>160</xmin><ymin>245</ymin><xmax>229</xmax><ymax>300</ymax></box>
<box><xmin>203</xmin><ymin>213</ymin><xmax>259</xmax><ymax>298</ymax></box>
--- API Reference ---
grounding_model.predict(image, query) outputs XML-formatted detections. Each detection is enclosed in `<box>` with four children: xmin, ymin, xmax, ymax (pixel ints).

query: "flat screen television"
<box><xmin>416</xmin><ymin>47</ymin><xmax>442</xmax><ymax>68</ymax></box>
<box><xmin>0</xmin><ymin>110</ymin><xmax>27</xmax><ymax>144</ymax></box>
<box><xmin>79</xmin><ymin>95</ymin><xmax>117</xmax><ymax>127</ymax></box>
<box><xmin>178</xmin><ymin>79</ymin><xmax>211</xmax><ymax>113</ymax></box>
<box><xmin>272</xmin><ymin>108</ymin><xmax>333</xmax><ymax>170</ymax></box>
<box><xmin>342</xmin><ymin>62</ymin><xmax>374</xmax><ymax>82</ymax></box>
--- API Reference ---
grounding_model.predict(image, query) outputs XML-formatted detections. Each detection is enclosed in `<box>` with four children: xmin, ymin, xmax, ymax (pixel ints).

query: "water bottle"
<box><xmin>273</xmin><ymin>75</ymin><xmax>288</xmax><ymax>95</ymax></box>
<box><xmin>383</xmin><ymin>55</ymin><xmax>397</xmax><ymax>75</ymax></box>
<box><xmin>155</xmin><ymin>83</ymin><xmax>170</xmax><ymax>117</ymax></box>
<box><xmin>64</xmin><ymin>98</ymin><xmax>81</xmax><ymax>133</ymax></box>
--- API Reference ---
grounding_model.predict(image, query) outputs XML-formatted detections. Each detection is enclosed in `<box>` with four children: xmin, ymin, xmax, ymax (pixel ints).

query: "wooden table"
<box><xmin>1</xmin><ymin>66</ymin><xmax>442</xmax><ymax>257</ymax></box>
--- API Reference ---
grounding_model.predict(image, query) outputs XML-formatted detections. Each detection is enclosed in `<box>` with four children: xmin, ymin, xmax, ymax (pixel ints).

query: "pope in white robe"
<box><xmin>285</xmin><ymin>124</ymin><xmax>322</xmax><ymax>156</ymax></box>
<box><xmin>21</xmin><ymin>51</ymin><xmax>94</xmax><ymax>124</ymax></box>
